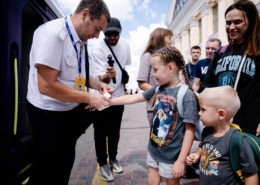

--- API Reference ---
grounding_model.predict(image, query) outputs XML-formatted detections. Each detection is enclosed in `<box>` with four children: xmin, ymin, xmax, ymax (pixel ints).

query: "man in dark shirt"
<box><xmin>193</xmin><ymin>38</ymin><xmax>221</xmax><ymax>93</ymax></box>
<box><xmin>182</xmin><ymin>45</ymin><xmax>201</xmax><ymax>85</ymax></box>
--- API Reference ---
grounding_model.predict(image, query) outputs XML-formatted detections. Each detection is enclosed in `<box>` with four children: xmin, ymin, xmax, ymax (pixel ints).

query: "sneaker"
<box><xmin>99</xmin><ymin>164</ymin><xmax>114</xmax><ymax>181</ymax></box>
<box><xmin>109</xmin><ymin>159</ymin><xmax>123</xmax><ymax>173</ymax></box>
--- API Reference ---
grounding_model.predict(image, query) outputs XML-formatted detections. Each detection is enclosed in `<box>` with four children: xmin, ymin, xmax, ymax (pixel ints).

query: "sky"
<box><xmin>54</xmin><ymin>0</ymin><xmax>170</xmax><ymax>91</ymax></box>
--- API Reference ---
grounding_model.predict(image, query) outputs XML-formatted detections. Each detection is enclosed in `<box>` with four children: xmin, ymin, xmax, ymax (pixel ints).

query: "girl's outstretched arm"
<box><xmin>110</xmin><ymin>93</ymin><xmax>145</xmax><ymax>106</ymax></box>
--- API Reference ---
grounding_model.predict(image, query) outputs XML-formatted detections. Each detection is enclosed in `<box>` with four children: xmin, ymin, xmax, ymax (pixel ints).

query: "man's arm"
<box><xmin>98</xmin><ymin>65</ymin><xmax>116</xmax><ymax>84</ymax></box>
<box><xmin>89</xmin><ymin>75</ymin><xmax>114</xmax><ymax>94</ymax></box>
<box><xmin>193</xmin><ymin>78</ymin><xmax>201</xmax><ymax>92</ymax></box>
<box><xmin>38</xmin><ymin>64</ymin><xmax>110</xmax><ymax>109</ymax></box>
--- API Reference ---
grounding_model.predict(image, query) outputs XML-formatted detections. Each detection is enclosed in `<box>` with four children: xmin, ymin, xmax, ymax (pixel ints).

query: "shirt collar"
<box><xmin>67</xmin><ymin>14</ymin><xmax>82</xmax><ymax>44</ymax></box>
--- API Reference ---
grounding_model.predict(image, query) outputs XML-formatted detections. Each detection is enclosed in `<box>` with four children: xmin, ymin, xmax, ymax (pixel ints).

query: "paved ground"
<box><xmin>69</xmin><ymin>102</ymin><xmax>199</xmax><ymax>185</ymax></box>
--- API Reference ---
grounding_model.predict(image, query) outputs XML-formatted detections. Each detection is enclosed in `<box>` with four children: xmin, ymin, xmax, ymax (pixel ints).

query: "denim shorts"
<box><xmin>147</xmin><ymin>152</ymin><xmax>174</xmax><ymax>178</ymax></box>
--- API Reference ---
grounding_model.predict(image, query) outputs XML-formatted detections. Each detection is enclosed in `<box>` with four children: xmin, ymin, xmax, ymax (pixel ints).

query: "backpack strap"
<box><xmin>177</xmin><ymin>84</ymin><xmax>189</xmax><ymax>117</ymax></box>
<box><xmin>229</xmin><ymin>131</ymin><xmax>245</xmax><ymax>182</ymax></box>
<box><xmin>155</xmin><ymin>85</ymin><xmax>160</xmax><ymax>93</ymax></box>
<box><xmin>218</xmin><ymin>45</ymin><xmax>228</xmax><ymax>56</ymax></box>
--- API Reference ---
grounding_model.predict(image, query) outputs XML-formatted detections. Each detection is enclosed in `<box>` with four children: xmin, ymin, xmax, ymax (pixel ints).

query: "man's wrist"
<box><xmin>99</xmin><ymin>74</ymin><xmax>111</xmax><ymax>84</ymax></box>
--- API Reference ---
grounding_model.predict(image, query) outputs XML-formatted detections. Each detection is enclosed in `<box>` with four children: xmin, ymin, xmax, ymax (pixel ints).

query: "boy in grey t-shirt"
<box><xmin>186</xmin><ymin>86</ymin><xmax>258</xmax><ymax>185</ymax></box>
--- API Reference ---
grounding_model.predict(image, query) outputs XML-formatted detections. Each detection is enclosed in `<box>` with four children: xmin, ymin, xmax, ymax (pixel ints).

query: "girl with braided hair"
<box><xmin>110</xmin><ymin>46</ymin><xmax>199</xmax><ymax>185</ymax></box>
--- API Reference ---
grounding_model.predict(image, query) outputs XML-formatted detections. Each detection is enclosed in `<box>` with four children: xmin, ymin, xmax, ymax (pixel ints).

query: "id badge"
<box><xmin>75</xmin><ymin>77</ymin><xmax>86</xmax><ymax>92</ymax></box>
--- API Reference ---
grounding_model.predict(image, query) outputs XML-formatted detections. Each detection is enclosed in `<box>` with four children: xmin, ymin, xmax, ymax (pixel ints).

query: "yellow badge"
<box><xmin>75</xmin><ymin>77</ymin><xmax>86</xmax><ymax>92</ymax></box>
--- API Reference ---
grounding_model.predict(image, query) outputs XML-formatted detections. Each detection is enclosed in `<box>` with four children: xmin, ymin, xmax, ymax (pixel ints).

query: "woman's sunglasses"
<box><xmin>104</xmin><ymin>31</ymin><xmax>119</xmax><ymax>37</ymax></box>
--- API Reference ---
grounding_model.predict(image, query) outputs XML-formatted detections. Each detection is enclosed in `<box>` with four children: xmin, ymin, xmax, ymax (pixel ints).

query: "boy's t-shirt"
<box><xmin>199</xmin><ymin>127</ymin><xmax>258</xmax><ymax>185</ymax></box>
<box><xmin>142</xmin><ymin>85</ymin><xmax>198</xmax><ymax>164</ymax></box>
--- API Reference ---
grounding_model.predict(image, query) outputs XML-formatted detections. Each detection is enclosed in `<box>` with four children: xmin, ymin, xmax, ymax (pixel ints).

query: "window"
<box><xmin>173</xmin><ymin>0</ymin><xmax>187</xmax><ymax>17</ymax></box>
<box><xmin>213</xmin><ymin>4</ymin><xmax>218</xmax><ymax>33</ymax></box>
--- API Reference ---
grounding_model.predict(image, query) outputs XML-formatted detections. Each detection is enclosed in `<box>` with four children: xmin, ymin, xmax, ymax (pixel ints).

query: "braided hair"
<box><xmin>151</xmin><ymin>46</ymin><xmax>200</xmax><ymax>111</ymax></box>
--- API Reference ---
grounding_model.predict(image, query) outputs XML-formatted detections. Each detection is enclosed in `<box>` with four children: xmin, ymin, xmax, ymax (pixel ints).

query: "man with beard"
<box><xmin>89</xmin><ymin>17</ymin><xmax>131</xmax><ymax>181</ymax></box>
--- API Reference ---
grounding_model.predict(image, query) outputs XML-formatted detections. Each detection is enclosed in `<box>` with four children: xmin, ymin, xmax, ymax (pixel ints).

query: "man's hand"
<box><xmin>99</xmin><ymin>66</ymin><xmax>116</xmax><ymax>83</ymax></box>
<box><xmin>106</xmin><ymin>66</ymin><xmax>116</xmax><ymax>79</ymax></box>
<box><xmin>99</xmin><ymin>83</ymin><xmax>114</xmax><ymax>95</ymax></box>
<box><xmin>85</xmin><ymin>93</ymin><xmax>110</xmax><ymax>110</ymax></box>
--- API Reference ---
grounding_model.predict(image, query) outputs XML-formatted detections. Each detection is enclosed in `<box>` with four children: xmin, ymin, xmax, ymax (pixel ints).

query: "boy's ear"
<box><xmin>218</xmin><ymin>109</ymin><xmax>226</xmax><ymax>120</ymax></box>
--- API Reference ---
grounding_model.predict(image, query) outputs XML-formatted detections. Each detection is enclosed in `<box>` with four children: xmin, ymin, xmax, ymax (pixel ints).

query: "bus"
<box><xmin>0</xmin><ymin>0</ymin><xmax>64</xmax><ymax>184</ymax></box>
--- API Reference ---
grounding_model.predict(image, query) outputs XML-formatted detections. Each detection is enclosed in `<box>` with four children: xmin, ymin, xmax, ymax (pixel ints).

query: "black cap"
<box><xmin>104</xmin><ymin>17</ymin><xmax>122</xmax><ymax>33</ymax></box>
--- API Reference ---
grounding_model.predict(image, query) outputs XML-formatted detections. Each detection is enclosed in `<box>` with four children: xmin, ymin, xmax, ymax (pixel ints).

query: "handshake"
<box><xmin>98</xmin><ymin>92</ymin><xmax>111</xmax><ymax>111</ymax></box>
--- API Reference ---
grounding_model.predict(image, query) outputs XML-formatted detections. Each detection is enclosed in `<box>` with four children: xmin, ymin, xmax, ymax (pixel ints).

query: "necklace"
<box><xmin>172</xmin><ymin>79</ymin><xmax>180</xmax><ymax>88</ymax></box>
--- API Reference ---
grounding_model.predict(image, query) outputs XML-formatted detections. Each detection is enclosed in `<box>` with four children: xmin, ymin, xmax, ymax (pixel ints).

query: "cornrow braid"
<box><xmin>153</xmin><ymin>46</ymin><xmax>200</xmax><ymax>111</ymax></box>
<box><xmin>180</xmin><ymin>54</ymin><xmax>200</xmax><ymax>112</ymax></box>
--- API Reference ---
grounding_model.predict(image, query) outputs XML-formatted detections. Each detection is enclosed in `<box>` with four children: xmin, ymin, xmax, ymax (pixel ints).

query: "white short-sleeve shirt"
<box><xmin>89</xmin><ymin>38</ymin><xmax>131</xmax><ymax>98</ymax></box>
<box><xmin>27</xmin><ymin>16</ymin><xmax>86</xmax><ymax>111</ymax></box>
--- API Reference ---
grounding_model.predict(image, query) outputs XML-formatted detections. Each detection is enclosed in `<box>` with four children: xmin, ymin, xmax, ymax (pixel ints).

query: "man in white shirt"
<box><xmin>90</xmin><ymin>17</ymin><xmax>131</xmax><ymax>181</ymax></box>
<box><xmin>26</xmin><ymin>1</ymin><xmax>113</xmax><ymax>184</ymax></box>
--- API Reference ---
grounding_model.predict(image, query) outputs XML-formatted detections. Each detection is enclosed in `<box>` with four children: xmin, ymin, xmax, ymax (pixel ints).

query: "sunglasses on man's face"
<box><xmin>104</xmin><ymin>31</ymin><xmax>119</xmax><ymax>37</ymax></box>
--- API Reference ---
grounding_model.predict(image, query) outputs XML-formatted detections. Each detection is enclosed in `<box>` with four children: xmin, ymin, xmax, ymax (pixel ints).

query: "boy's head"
<box><xmin>199</xmin><ymin>86</ymin><xmax>240</xmax><ymax>125</ymax></box>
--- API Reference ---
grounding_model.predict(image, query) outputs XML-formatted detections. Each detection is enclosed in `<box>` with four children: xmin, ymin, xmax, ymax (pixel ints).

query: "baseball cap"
<box><xmin>104</xmin><ymin>17</ymin><xmax>122</xmax><ymax>33</ymax></box>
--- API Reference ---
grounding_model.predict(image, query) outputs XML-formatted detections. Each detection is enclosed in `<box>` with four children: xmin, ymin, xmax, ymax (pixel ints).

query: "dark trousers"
<box><xmin>93</xmin><ymin>105</ymin><xmax>124</xmax><ymax>166</ymax></box>
<box><xmin>26</xmin><ymin>101</ymin><xmax>88</xmax><ymax>185</ymax></box>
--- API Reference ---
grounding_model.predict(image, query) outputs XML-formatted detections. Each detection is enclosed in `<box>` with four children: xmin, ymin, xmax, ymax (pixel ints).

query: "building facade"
<box><xmin>166</xmin><ymin>0</ymin><xmax>260</xmax><ymax>62</ymax></box>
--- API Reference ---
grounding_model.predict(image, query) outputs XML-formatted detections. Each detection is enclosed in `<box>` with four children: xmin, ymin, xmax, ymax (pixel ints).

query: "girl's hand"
<box><xmin>172</xmin><ymin>160</ymin><xmax>185</xmax><ymax>178</ymax></box>
<box><xmin>186</xmin><ymin>153</ymin><xmax>200</xmax><ymax>165</ymax></box>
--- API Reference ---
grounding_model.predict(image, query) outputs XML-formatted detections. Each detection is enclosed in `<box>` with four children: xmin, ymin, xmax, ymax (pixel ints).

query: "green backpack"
<box><xmin>229</xmin><ymin>125</ymin><xmax>260</xmax><ymax>183</ymax></box>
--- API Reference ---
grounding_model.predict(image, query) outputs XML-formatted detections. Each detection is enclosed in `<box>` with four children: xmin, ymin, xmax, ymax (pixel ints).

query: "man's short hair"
<box><xmin>207</xmin><ymin>38</ymin><xmax>222</xmax><ymax>47</ymax></box>
<box><xmin>75</xmin><ymin>0</ymin><xmax>110</xmax><ymax>23</ymax></box>
<box><xmin>200</xmin><ymin>86</ymin><xmax>240</xmax><ymax>119</ymax></box>
<box><xmin>190</xmin><ymin>45</ymin><xmax>201</xmax><ymax>51</ymax></box>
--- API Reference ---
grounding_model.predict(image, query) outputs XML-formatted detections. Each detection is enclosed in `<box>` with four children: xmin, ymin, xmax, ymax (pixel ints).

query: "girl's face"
<box><xmin>151</xmin><ymin>56</ymin><xmax>172</xmax><ymax>85</ymax></box>
<box><xmin>225</xmin><ymin>9</ymin><xmax>249</xmax><ymax>44</ymax></box>
<box><xmin>164</xmin><ymin>35</ymin><xmax>172</xmax><ymax>47</ymax></box>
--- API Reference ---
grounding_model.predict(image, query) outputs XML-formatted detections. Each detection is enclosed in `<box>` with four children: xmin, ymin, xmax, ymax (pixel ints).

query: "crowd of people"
<box><xmin>25</xmin><ymin>0</ymin><xmax>260</xmax><ymax>184</ymax></box>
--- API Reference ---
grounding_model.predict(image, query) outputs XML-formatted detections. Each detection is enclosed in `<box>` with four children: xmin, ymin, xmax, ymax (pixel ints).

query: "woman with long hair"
<box><xmin>204</xmin><ymin>0</ymin><xmax>260</xmax><ymax>135</ymax></box>
<box><xmin>137</xmin><ymin>28</ymin><xmax>173</xmax><ymax>126</ymax></box>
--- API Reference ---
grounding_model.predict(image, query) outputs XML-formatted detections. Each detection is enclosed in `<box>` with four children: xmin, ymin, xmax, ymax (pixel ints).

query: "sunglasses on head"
<box><xmin>104</xmin><ymin>31</ymin><xmax>119</xmax><ymax>37</ymax></box>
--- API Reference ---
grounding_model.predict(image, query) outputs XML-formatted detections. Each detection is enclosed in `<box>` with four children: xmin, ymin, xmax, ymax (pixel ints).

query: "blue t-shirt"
<box><xmin>194</xmin><ymin>58</ymin><xmax>210</xmax><ymax>92</ymax></box>
<box><xmin>142</xmin><ymin>85</ymin><xmax>198</xmax><ymax>164</ymax></box>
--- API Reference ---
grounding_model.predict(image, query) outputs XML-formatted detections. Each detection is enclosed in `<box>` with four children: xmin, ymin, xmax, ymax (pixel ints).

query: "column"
<box><xmin>180</xmin><ymin>27</ymin><xmax>190</xmax><ymax>62</ymax></box>
<box><xmin>174</xmin><ymin>34</ymin><xmax>181</xmax><ymax>52</ymax></box>
<box><xmin>189</xmin><ymin>17</ymin><xmax>199</xmax><ymax>47</ymax></box>
<box><xmin>200</xmin><ymin>4</ymin><xmax>213</xmax><ymax>58</ymax></box>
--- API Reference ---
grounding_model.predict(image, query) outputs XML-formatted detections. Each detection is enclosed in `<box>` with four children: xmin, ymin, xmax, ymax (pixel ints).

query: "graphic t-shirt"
<box><xmin>194</xmin><ymin>58</ymin><xmax>210</xmax><ymax>92</ymax></box>
<box><xmin>142</xmin><ymin>85</ymin><xmax>198</xmax><ymax>163</ymax></box>
<box><xmin>199</xmin><ymin>127</ymin><xmax>257</xmax><ymax>185</ymax></box>
<box><xmin>204</xmin><ymin>44</ymin><xmax>260</xmax><ymax>133</ymax></box>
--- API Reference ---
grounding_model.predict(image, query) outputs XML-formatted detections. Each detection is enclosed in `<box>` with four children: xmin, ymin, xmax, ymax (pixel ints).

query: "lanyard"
<box><xmin>65</xmin><ymin>16</ymin><xmax>82</xmax><ymax>75</ymax></box>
